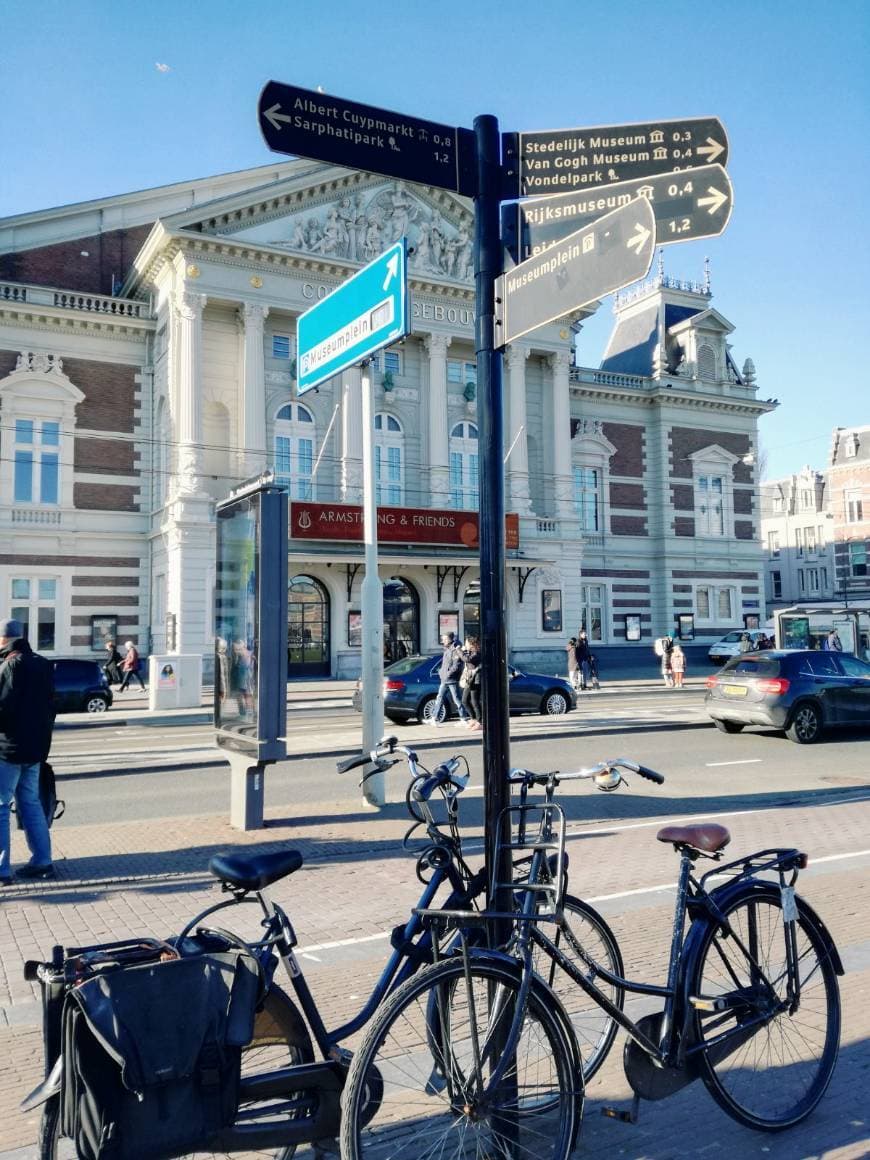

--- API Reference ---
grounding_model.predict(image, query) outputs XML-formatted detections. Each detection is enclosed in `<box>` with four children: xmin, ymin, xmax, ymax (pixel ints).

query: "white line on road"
<box><xmin>705</xmin><ymin>759</ymin><xmax>763</xmax><ymax>767</ymax></box>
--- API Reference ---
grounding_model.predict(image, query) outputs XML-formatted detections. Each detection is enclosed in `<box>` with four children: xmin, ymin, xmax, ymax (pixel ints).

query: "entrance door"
<box><xmin>287</xmin><ymin>575</ymin><xmax>330</xmax><ymax>677</ymax></box>
<box><xmin>383</xmin><ymin>578</ymin><xmax>419</xmax><ymax>665</ymax></box>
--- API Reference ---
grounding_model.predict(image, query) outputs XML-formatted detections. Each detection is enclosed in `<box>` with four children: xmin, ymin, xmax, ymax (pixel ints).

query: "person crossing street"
<box><xmin>431</xmin><ymin>632</ymin><xmax>469</xmax><ymax>726</ymax></box>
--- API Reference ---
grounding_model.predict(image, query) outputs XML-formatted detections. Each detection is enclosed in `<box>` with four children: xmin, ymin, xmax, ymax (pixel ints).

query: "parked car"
<box><xmin>707</xmin><ymin>629</ymin><xmax>769</xmax><ymax>666</ymax></box>
<box><xmin>352</xmin><ymin>654</ymin><xmax>576</xmax><ymax>724</ymax></box>
<box><xmin>705</xmin><ymin>649</ymin><xmax>870</xmax><ymax>743</ymax></box>
<box><xmin>52</xmin><ymin>658</ymin><xmax>114</xmax><ymax>714</ymax></box>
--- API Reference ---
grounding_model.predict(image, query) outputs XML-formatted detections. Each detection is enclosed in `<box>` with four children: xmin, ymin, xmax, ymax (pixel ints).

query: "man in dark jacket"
<box><xmin>0</xmin><ymin>619</ymin><xmax>56</xmax><ymax>883</ymax></box>
<box><xmin>431</xmin><ymin>632</ymin><xmax>470</xmax><ymax>725</ymax></box>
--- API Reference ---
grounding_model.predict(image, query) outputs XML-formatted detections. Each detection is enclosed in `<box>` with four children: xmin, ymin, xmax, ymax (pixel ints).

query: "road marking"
<box><xmin>705</xmin><ymin>759</ymin><xmax>763</xmax><ymax>767</ymax></box>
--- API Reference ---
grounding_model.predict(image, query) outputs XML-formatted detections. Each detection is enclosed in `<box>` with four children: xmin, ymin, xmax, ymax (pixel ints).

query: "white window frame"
<box><xmin>271</xmin><ymin>334</ymin><xmax>295</xmax><ymax>360</ymax></box>
<box><xmin>771</xmin><ymin>570</ymin><xmax>782</xmax><ymax>600</ymax></box>
<box><xmin>374</xmin><ymin>412</ymin><xmax>404</xmax><ymax>505</ymax></box>
<box><xmin>579</xmin><ymin>581</ymin><xmax>609</xmax><ymax>644</ymax></box>
<box><xmin>693</xmin><ymin>581</ymin><xmax>740</xmax><ymax>627</ymax></box>
<box><xmin>573</xmin><ymin>466</ymin><xmax>601</xmax><ymax>532</ymax></box>
<box><xmin>447</xmin><ymin>359</ymin><xmax>477</xmax><ymax>387</ymax></box>
<box><xmin>805</xmin><ymin>526</ymin><xmax>816</xmax><ymax>555</ymax></box>
<box><xmin>849</xmin><ymin>541</ymin><xmax>868</xmax><ymax>576</ymax></box>
<box><xmin>449</xmin><ymin>421</ymin><xmax>479</xmax><ymax>510</ymax></box>
<box><xmin>273</xmin><ymin>402</ymin><xmax>316</xmax><ymax>500</ymax></box>
<box><xmin>371</xmin><ymin>349</ymin><xmax>402</xmax><ymax>375</ymax></box>
<box><xmin>768</xmin><ymin>531</ymin><xmax>780</xmax><ymax>558</ymax></box>
<box><xmin>806</xmin><ymin>567</ymin><xmax>819</xmax><ymax>593</ymax></box>
<box><xmin>817</xmin><ymin>525</ymin><xmax>826</xmax><ymax>554</ymax></box>
<box><xmin>688</xmin><ymin>445</ymin><xmax>738</xmax><ymax>540</ymax></box>
<box><xmin>6</xmin><ymin>571</ymin><xmax>63</xmax><ymax>653</ymax></box>
<box><xmin>571</xmin><ymin>425</ymin><xmax>616</xmax><ymax>538</ymax></box>
<box><xmin>846</xmin><ymin>488</ymin><xmax>864</xmax><ymax>523</ymax></box>
<box><xmin>795</xmin><ymin>528</ymin><xmax>804</xmax><ymax>557</ymax></box>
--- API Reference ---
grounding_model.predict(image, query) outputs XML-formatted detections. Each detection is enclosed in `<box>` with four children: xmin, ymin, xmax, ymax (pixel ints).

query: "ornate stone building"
<box><xmin>0</xmin><ymin>160</ymin><xmax>773</xmax><ymax>677</ymax></box>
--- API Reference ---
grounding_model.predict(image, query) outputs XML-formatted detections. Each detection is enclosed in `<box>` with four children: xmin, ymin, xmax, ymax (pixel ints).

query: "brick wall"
<box><xmin>64</xmin><ymin>357</ymin><xmax>138</xmax><ymax>433</ymax></box>
<box><xmin>0</xmin><ymin>349</ymin><xmax>18</xmax><ymax>379</ymax></box>
<box><xmin>609</xmin><ymin>481</ymin><xmax>645</xmax><ymax>509</ymax></box>
<box><xmin>0</xmin><ymin>224</ymin><xmax>153</xmax><ymax>295</ymax></box>
<box><xmin>733</xmin><ymin>489</ymin><xmax>754</xmax><ymax>515</ymax></box>
<box><xmin>74</xmin><ymin>482</ymin><xmax>139</xmax><ymax>511</ymax></box>
<box><xmin>611</xmin><ymin>514</ymin><xmax>647</xmax><ymax>536</ymax></box>
<box><xmin>602</xmin><ymin>422</ymin><xmax>644</xmax><ymax>477</ymax></box>
<box><xmin>74</xmin><ymin>436</ymin><xmax>138</xmax><ymax>475</ymax></box>
<box><xmin>674</xmin><ymin>517</ymin><xmax>695</xmax><ymax>537</ymax></box>
<box><xmin>669</xmin><ymin>427</ymin><xmax>752</xmax><ymax>483</ymax></box>
<box><xmin>671</xmin><ymin>484</ymin><xmax>694</xmax><ymax>511</ymax></box>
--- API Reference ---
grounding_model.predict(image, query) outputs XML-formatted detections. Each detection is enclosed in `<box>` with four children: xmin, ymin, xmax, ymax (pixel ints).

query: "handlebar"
<box><xmin>509</xmin><ymin>757</ymin><xmax>665</xmax><ymax>792</ymax></box>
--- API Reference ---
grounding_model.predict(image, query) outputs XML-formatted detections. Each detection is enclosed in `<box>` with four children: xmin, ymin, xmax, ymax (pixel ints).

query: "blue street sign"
<box><xmin>297</xmin><ymin>240</ymin><xmax>410</xmax><ymax>395</ymax></box>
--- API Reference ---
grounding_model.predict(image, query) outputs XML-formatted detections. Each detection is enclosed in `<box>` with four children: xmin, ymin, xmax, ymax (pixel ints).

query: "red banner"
<box><xmin>291</xmin><ymin>501</ymin><xmax>519</xmax><ymax>550</ymax></box>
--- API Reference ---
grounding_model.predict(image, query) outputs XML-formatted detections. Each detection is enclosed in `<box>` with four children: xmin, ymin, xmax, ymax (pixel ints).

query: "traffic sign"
<box><xmin>297</xmin><ymin>240</ymin><xmax>410</xmax><ymax>395</ymax></box>
<box><xmin>503</xmin><ymin>116</ymin><xmax>728</xmax><ymax>198</ymax></box>
<box><xmin>496</xmin><ymin>198</ymin><xmax>656</xmax><ymax>346</ymax></box>
<box><xmin>258</xmin><ymin>80</ymin><xmax>476</xmax><ymax>196</ymax></box>
<box><xmin>503</xmin><ymin>164</ymin><xmax>734</xmax><ymax>263</ymax></box>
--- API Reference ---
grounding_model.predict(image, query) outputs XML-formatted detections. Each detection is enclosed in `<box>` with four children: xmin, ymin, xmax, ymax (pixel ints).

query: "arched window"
<box><xmin>374</xmin><ymin>412</ymin><xmax>404</xmax><ymax>505</ymax></box>
<box><xmin>383</xmin><ymin>577</ymin><xmax>419</xmax><ymax>663</ymax></box>
<box><xmin>449</xmin><ymin>421</ymin><xmax>479</xmax><ymax>510</ymax></box>
<box><xmin>274</xmin><ymin>402</ymin><xmax>315</xmax><ymax>499</ymax></box>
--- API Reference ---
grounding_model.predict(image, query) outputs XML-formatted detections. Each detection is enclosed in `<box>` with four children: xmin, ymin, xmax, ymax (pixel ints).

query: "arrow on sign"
<box><xmin>263</xmin><ymin>103</ymin><xmax>292</xmax><ymax>131</ymax></box>
<box><xmin>383</xmin><ymin>253</ymin><xmax>399</xmax><ymax>290</ymax></box>
<box><xmin>626</xmin><ymin>221</ymin><xmax>653</xmax><ymax>255</ymax></box>
<box><xmin>697</xmin><ymin>185</ymin><xmax>729</xmax><ymax>215</ymax></box>
<box><xmin>696</xmin><ymin>137</ymin><xmax>726</xmax><ymax>163</ymax></box>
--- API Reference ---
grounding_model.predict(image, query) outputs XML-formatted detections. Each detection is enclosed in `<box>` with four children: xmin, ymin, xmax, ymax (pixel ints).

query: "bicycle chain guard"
<box><xmin>623</xmin><ymin>1013</ymin><xmax>699</xmax><ymax>1101</ymax></box>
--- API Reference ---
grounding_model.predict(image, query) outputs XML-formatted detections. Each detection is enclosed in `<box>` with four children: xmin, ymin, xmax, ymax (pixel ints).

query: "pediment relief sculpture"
<box><xmin>234</xmin><ymin>184</ymin><xmax>473</xmax><ymax>281</ymax></box>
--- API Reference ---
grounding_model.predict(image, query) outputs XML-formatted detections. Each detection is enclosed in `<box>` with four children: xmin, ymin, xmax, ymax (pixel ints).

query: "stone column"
<box><xmin>174</xmin><ymin>290</ymin><xmax>207</xmax><ymax>496</ymax></box>
<box><xmin>238</xmin><ymin>302</ymin><xmax>269</xmax><ymax>476</ymax></box>
<box><xmin>341</xmin><ymin>366</ymin><xmax>363</xmax><ymax>503</ymax></box>
<box><xmin>548</xmin><ymin>350</ymin><xmax>574</xmax><ymax>519</ymax></box>
<box><xmin>506</xmin><ymin>343</ymin><xmax>532</xmax><ymax>514</ymax></box>
<box><xmin>424</xmin><ymin>332</ymin><xmax>450</xmax><ymax>506</ymax></box>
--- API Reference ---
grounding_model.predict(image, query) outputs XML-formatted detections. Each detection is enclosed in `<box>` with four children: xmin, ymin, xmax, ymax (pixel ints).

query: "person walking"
<box><xmin>823</xmin><ymin>628</ymin><xmax>843</xmax><ymax>652</ymax></box>
<box><xmin>671</xmin><ymin>643</ymin><xmax>687</xmax><ymax>689</ymax></box>
<box><xmin>0</xmin><ymin>618</ymin><xmax>56</xmax><ymax>883</ymax></box>
<box><xmin>461</xmin><ymin>635</ymin><xmax>483</xmax><ymax>730</ymax></box>
<box><xmin>655</xmin><ymin>634</ymin><xmax>675</xmax><ymax>687</ymax></box>
<box><xmin>565</xmin><ymin>638</ymin><xmax>581</xmax><ymax>691</ymax></box>
<box><xmin>431</xmin><ymin>632</ymin><xmax>469</xmax><ymax>726</ymax></box>
<box><xmin>102</xmin><ymin>640</ymin><xmax>122</xmax><ymax>686</ymax></box>
<box><xmin>117</xmin><ymin>640</ymin><xmax>146</xmax><ymax>692</ymax></box>
<box><xmin>575</xmin><ymin>629</ymin><xmax>592</xmax><ymax>690</ymax></box>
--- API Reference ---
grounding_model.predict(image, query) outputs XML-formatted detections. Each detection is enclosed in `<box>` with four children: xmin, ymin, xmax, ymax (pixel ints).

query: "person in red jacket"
<box><xmin>117</xmin><ymin>641</ymin><xmax>146</xmax><ymax>692</ymax></box>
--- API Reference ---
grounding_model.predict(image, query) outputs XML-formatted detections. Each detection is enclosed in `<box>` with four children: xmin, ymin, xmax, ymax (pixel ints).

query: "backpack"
<box><xmin>14</xmin><ymin>761</ymin><xmax>64</xmax><ymax>830</ymax></box>
<box><xmin>61</xmin><ymin>951</ymin><xmax>261</xmax><ymax>1160</ymax></box>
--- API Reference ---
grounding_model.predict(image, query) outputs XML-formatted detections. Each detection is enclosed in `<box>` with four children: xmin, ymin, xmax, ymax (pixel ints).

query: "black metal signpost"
<box><xmin>503</xmin><ymin>163</ymin><xmax>733</xmax><ymax>264</ymax></box>
<box><xmin>257</xmin><ymin>82</ymin><xmax>731</xmax><ymax>919</ymax></box>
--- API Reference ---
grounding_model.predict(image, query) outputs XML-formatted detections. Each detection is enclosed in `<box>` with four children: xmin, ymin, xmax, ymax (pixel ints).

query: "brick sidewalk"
<box><xmin>2</xmin><ymin>790</ymin><xmax>868</xmax><ymax>1157</ymax></box>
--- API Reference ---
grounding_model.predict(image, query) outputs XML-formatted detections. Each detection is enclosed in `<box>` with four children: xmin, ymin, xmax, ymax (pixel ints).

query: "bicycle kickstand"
<box><xmin>601</xmin><ymin>1092</ymin><xmax>641</xmax><ymax>1124</ymax></box>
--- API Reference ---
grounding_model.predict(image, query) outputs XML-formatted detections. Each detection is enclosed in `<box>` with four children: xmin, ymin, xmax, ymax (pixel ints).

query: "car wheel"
<box><xmin>420</xmin><ymin>696</ymin><xmax>447</xmax><ymax>725</ymax></box>
<box><xmin>786</xmin><ymin>703</ymin><xmax>823</xmax><ymax>744</ymax></box>
<box><xmin>84</xmin><ymin>694</ymin><xmax>109</xmax><ymax>714</ymax></box>
<box><xmin>541</xmin><ymin>691</ymin><xmax>570</xmax><ymax>716</ymax></box>
<box><xmin>714</xmin><ymin>719</ymin><xmax>744</xmax><ymax>734</ymax></box>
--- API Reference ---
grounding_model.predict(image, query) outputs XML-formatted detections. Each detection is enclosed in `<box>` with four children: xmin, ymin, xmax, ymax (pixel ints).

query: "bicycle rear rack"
<box><xmin>492</xmin><ymin>801</ymin><xmax>567</xmax><ymax>917</ymax></box>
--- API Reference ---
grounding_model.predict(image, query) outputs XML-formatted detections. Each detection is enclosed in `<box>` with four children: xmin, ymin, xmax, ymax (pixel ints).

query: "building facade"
<box><xmin>0</xmin><ymin>161</ymin><xmax>774</xmax><ymax>678</ymax></box>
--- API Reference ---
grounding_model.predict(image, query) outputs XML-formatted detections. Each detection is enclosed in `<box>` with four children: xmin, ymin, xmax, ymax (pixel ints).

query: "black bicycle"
<box><xmin>341</xmin><ymin>757</ymin><xmax>843</xmax><ymax>1158</ymax></box>
<box><xmin>21</xmin><ymin>738</ymin><xmax>619</xmax><ymax>1160</ymax></box>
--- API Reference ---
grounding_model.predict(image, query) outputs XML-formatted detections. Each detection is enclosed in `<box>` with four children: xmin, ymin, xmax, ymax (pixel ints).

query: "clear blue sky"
<box><xmin>2</xmin><ymin>0</ymin><xmax>868</xmax><ymax>480</ymax></box>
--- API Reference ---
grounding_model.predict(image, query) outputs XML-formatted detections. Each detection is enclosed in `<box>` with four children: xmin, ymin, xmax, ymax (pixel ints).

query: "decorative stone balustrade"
<box><xmin>0</xmin><ymin>280</ymin><xmax>151</xmax><ymax>318</ymax></box>
<box><xmin>11</xmin><ymin>508</ymin><xmax>63</xmax><ymax>525</ymax></box>
<box><xmin>571</xmin><ymin>367</ymin><xmax>646</xmax><ymax>390</ymax></box>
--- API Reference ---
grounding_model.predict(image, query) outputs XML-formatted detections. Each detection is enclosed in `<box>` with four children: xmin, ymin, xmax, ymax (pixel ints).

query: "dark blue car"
<box><xmin>353</xmin><ymin>653</ymin><xmax>576</xmax><ymax>724</ymax></box>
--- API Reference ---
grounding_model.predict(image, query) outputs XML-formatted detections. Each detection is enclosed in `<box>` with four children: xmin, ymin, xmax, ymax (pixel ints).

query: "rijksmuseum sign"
<box><xmin>290</xmin><ymin>502</ymin><xmax>520</xmax><ymax>550</ymax></box>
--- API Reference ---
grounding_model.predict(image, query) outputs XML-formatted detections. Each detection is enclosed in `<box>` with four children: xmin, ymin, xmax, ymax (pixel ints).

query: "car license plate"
<box><xmin>724</xmin><ymin>684</ymin><xmax>748</xmax><ymax>697</ymax></box>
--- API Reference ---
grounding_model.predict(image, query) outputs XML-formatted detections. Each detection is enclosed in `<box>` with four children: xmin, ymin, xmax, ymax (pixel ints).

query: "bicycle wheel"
<box><xmin>340</xmin><ymin>956</ymin><xmax>580</xmax><ymax>1159</ymax></box>
<box><xmin>690</xmin><ymin>887</ymin><xmax>840</xmax><ymax>1130</ymax></box>
<box><xmin>40</xmin><ymin>985</ymin><xmax>313</xmax><ymax>1160</ymax></box>
<box><xmin>533</xmin><ymin>895</ymin><xmax>624</xmax><ymax>1083</ymax></box>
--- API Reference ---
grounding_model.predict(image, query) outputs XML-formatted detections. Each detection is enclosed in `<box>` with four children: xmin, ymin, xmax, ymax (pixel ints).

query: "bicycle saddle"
<box><xmin>209</xmin><ymin>849</ymin><xmax>303</xmax><ymax>890</ymax></box>
<box><xmin>656</xmin><ymin>823</ymin><xmax>731</xmax><ymax>854</ymax></box>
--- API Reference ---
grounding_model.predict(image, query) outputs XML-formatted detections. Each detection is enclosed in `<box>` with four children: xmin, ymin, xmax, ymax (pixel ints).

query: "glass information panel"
<box><xmin>215</xmin><ymin>493</ymin><xmax>260</xmax><ymax>738</ymax></box>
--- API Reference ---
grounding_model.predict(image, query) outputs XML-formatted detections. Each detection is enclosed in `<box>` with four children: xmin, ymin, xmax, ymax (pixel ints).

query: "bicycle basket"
<box><xmin>491</xmin><ymin>801</ymin><xmax>567</xmax><ymax>918</ymax></box>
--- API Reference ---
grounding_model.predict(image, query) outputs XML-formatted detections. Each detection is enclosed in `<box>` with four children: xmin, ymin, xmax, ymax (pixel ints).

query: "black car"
<box><xmin>52</xmin><ymin>658</ymin><xmax>114</xmax><ymax>714</ymax></box>
<box><xmin>705</xmin><ymin>649</ymin><xmax>870</xmax><ymax>743</ymax></box>
<box><xmin>352</xmin><ymin>653</ymin><xmax>576</xmax><ymax>724</ymax></box>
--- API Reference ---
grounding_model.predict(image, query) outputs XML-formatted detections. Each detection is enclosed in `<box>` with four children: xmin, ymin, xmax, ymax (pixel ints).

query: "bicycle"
<box><xmin>341</xmin><ymin>757</ymin><xmax>843</xmax><ymax>1157</ymax></box>
<box><xmin>21</xmin><ymin>737</ymin><xmax>617</xmax><ymax>1160</ymax></box>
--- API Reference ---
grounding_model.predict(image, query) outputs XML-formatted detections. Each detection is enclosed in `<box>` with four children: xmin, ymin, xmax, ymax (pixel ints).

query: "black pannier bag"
<box><xmin>61</xmin><ymin>951</ymin><xmax>261</xmax><ymax>1160</ymax></box>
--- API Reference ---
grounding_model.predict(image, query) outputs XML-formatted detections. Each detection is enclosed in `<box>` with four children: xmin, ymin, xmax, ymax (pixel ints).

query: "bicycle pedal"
<box><xmin>601</xmin><ymin>1093</ymin><xmax>640</xmax><ymax>1124</ymax></box>
<box><xmin>312</xmin><ymin>1139</ymin><xmax>339</xmax><ymax>1158</ymax></box>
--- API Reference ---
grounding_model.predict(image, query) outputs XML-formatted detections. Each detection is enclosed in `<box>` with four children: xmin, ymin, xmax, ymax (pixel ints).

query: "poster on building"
<box><xmin>438</xmin><ymin>611</ymin><xmax>459</xmax><ymax>639</ymax></box>
<box><xmin>347</xmin><ymin>611</ymin><xmax>362</xmax><ymax>647</ymax></box>
<box><xmin>158</xmin><ymin>662</ymin><xmax>177</xmax><ymax>690</ymax></box>
<box><xmin>625</xmin><ymin>614</ymin><xmax>642</xmax><ymax>642</ymax></box>
<box><xmin>90</xmin><ymin>615</ymin><xmax>118</xmax><ymax>652</ymax></box>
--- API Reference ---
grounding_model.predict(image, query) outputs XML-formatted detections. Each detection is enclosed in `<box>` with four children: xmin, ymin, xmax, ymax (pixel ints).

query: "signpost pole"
<box><xmin>359</xmin><ymin>361</ymin><xmax>386</xmax><ymax>806</ymax></box>
<box><xmin>473</xmin><ymin>115</ymin><xmax>512</xmax><ymax>920</ymax></box>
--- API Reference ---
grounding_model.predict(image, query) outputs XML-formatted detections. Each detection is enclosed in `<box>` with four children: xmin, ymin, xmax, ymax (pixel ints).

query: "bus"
<box><xmin>773</xmin><ymin>603</ymin><xmax>870</xmax><ymax>659</ymax></box>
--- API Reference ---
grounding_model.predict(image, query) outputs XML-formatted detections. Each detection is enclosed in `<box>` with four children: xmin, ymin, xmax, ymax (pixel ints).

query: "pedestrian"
<box><xmin>823</xmin><ymin>628</ymin><xmax>843</xmax><ymax>652</ymax></box>
<box><xmin>102</xmin><ymin>639</ymin><xmax>122</xmax><ymax>686</ymax></box>
<box><xmin>575</xmin><ymin>629</ymin><xmax>592</xmax><ymax>690</ymax></box>
<box><xmin>0</xmin><ymin>618</ymin><xmax>56</xmax><ymax>883</ymax></box>
<box><xmin>117</xmin><ymin>640</ymin><xmax>146</xmax><ymax>692</ymax></box>
<box><xmin>431</xmin><ymin>632</ymin><xmax>469</xmax><ymax>726</ymax></box>
<box><xmin>565</xmin><ymin>638</ymin><xmax>581</xmax><ymax>691</ymax></box>
<box><xmin>460</xmin><ymin>635</ymin><xmax>483</xmax><ymax>730</ymax></box>
<box><xmin>655</xmin><ymin>634</ymin><xmax>674</xmax><ymax>687</ymax></box>
<box><xmin>586</xmin><ymin>650</ymin><xmax>601</xmax><ymax>690</ymax></box>
<box><xmin>671</xmin><ymin>643</ymin><xmax>686</xmax><ymax>688</ymax></box>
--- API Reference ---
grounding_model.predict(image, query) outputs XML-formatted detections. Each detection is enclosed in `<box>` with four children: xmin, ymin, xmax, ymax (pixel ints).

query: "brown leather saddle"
<box><xmin>656</xmin><ymin>822</ymin><xmax>731</xmax><ymax>855</ymax></box>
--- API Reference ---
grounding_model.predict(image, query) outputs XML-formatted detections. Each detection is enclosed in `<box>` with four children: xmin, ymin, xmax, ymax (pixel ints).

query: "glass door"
<box><xmin>287</xmin><ymin>575</ymin><xmax>330</xmax><ymax>677</ymax></box>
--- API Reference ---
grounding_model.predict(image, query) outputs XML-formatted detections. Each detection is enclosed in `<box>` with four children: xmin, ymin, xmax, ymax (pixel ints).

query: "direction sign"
<box><xmin>503</xmin><ymin>164</ymin><xmax>733</xmax><ymax>263</ymax></box>
<box><xmin>259</xmin><ymin>80</ymin><xmax>476</xmax><ymax>196</ymax></box>
<box><xmin>496</xmin><ymin>198</ymin><xmax>656</xmax><ymax>347</ymax></box>
<box><xmin>297</xmin><ymin>240</ymin><xmax>409</xmax><ymax>395</ymax></box>
<box><xmin>503</xmin><ymin>116</ymin><xmax>728</xmax><ymax>199</ymax></box>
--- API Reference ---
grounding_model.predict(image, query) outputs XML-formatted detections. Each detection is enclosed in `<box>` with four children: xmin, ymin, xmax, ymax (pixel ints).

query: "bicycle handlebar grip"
<box><xmin>336</xmin><ymin>752</ymin><xmax>371</xmax><ymax>774</ymax></box>
<box><xmin>636</xmin><ymin>763</ymin><xmax>665</xmax><ymax>784</ymax></box>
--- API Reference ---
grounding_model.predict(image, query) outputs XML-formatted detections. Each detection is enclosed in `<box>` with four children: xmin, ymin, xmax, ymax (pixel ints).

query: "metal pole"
<box><xmin>360</xmin><ymin>362</ymin><xmax>385</xmax><ymax>806</ymax></box>
<box><xmin>473</xmin><ymin>115</ymin><xmax>512</xmax><ymax>920</ymax></box>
